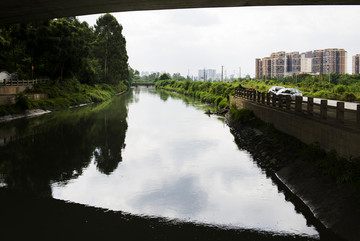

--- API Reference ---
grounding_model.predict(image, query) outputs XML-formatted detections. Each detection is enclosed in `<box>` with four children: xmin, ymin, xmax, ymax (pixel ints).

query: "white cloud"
<box><xmin>78</xmin><ymin>6</ymin><xmax>360</xmax><ymax>77</ymax></box>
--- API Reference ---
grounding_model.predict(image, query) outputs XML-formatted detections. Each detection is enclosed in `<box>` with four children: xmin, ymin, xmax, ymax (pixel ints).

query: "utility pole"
<box><xmin>221</xmin><ymin>65</ymin><xmax>224</xmax><ymax>82</ymax></box>
<box><xmin>284</xmin><ymin>53</ymin><xmax>287</xmax><ymax>78</ymax></box>
<box><xmin>239</xmin><ymin>67</ymin><xmax>241</xmax><ymax>79</ymax></box>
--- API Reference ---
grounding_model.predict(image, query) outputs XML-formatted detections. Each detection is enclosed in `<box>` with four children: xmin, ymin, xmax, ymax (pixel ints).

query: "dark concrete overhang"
<box><xmin>1</xmin><ymin>0</ymin><xmax>360</xmax><ymax>24</ymax></box>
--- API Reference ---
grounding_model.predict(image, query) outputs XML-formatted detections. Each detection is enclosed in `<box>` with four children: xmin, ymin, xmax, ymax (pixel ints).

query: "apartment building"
<box><xmin>352</xmin><ymin>54</ymin><xmax>360</xmax><ymax>74</ymax></box>
<box><xmin>255</xmin><ymin>58</ymin><xmax>262</xmax><ymax>79</ymax></box>
<box><xmin>286</xmin><ymin>52</ymin><xmax>301</xmax><ymax>75</ymax></box>
<box><xmin>301</xmin><ymin>52</ymin><xmax>313</xmax><ymax>73</ymax></box>
<box><xmin>255</xmin><ymin>48</ymin><xmax>347</xmax><ymax>79</ymax></box>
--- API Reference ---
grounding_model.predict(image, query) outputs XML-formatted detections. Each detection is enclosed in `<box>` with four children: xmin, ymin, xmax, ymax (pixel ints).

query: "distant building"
<box><xmin>198</xmin><ymin>69</ymin><xmax>216</xmax><ymax>81</ymax></box>
<box><xmin>286</xmin><ymin>52</ymin><xmax>301</xmax><ymax>75</ymax></box>
<box><xmin>352</xmin><ymin>54</ymin><xmax>360</xmax><ymax>74</ymax></box>
<box><xmin>255</xmin><ymin>48</ymin><xmax>347</xmax><ymax>79</ymax></box>
<box><xmin>301</xmin><ymin>52</ymin><xmax>313</xmax><ymax>73</ymax></box>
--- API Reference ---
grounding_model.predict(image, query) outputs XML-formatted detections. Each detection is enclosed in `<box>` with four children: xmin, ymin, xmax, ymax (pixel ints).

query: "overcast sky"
<box><xmin>78</xmin><ymin>6</ymin><xmax>360</xmax><ymax>78</ymax></box>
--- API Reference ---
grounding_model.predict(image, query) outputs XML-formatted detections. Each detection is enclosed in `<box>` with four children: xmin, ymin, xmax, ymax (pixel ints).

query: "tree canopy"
<box><xmin>0</xmin><ymin>14</ymin><xmax>129</xmax><ymax>86</ymax></box>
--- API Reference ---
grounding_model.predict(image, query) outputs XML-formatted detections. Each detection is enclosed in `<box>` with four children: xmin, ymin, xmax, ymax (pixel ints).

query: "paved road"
<box><xmin>302</xmin><ymin>97</ymin><xmax>359</xmax><ymax>110</ymax></box>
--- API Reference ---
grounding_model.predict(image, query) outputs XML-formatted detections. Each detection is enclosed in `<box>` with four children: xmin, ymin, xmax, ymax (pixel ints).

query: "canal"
<box><xmin>0</xmin><ymin>87</ymin><xmax>330</xmax><ymax>240</ymax></box>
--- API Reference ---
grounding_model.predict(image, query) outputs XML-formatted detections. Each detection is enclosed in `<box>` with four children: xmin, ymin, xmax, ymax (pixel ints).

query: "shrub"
<box><xmin>340</xmin><ymin>92</ymin><xmax>356</xmax><ymax>102</ymax></box>
<box><xmin>215</xmin><ymin>96</ymin><xmax>223</xmax><ymax>106</ymax></box>
<box><xmin>334</xmin><ymin>85</ymin><xmax>347</xmax><ymax>94</ymax></box>
<box><xmin>15</xmin><ymin>93</ymin><xmax>31</xmax><ymax>110</ymax></box>
<box><xmin>218</xmin><ymin>99</ymin><xmax>229</xmax><ymax>109</ymax></box>
<box><xmin>230</xmin><ymin>105</ymin><xmax>256</xmax><ymax>124</ymax></box>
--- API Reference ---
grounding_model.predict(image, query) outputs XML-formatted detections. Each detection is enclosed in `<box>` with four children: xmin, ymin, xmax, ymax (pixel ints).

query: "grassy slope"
<box><xmin>0</xmin><ymin>79</ymin><xmax>127</xmax><ymax>117</ymax></box>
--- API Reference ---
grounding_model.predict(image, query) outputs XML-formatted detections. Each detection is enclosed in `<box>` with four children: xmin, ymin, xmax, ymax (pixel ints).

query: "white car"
<box><xmin>276</xmin><ymin>88</ymin><xmax>303</xmax><ymax>100</ymax></box>
<box><xmin>268</xmin><ymin>86</ymin><xmax>284</xmax><ymax>95</ymax></box>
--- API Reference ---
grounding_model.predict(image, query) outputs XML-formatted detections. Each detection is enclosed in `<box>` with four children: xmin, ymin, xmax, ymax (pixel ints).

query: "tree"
<box><xmin>159</xmin><ymin>73</ymin><xmax>171</xmax><ymax>80</ymax></box>
<box><xmin>172</xmin><ymin>73</ymin><xmax>185</xmax><ymax>81</ymax></box>
<box><xmin>129</xmin><ymin>67</ymin><xmax>141</xmax><ymax>83</ymax></box>
<box><xmin>94</xmin><ymin>13</ymin><xmax>129</xmax><ymax>85</ymax></box>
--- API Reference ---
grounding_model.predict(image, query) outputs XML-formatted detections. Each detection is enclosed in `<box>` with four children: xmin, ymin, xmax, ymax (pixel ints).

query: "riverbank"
<box><xmin>0</xmin><ymin>79</ymin><xmax>128</xmax><ymax>122</ymax></box>
<box><xmin>226</xmin><ymin>108</ymin><xmax>360</xmax><ymax>241</ymax></box>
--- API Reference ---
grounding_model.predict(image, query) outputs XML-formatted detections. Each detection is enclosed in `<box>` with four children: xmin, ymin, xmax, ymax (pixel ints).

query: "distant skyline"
<box><xmin>78</xmin><ymin>6</ymin><xmax>360</xmax><ymax>78</ymax></box>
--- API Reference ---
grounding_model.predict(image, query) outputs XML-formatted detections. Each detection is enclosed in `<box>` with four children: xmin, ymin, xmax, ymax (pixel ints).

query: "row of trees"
<box><xmin>0</xmin><ymin>14</ymin><xmax>129</xmax><ymax>85</ymax></box>
<box><xmin>128</xmin><ymin>69</ymin><xmax>189</xmax><ymax>83</ymax></box>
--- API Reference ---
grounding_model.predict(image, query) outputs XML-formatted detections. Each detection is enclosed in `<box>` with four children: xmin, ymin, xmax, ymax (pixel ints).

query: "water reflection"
<box><xmin>51</xmin><ymin>87</ymin><xmax>317</xmax><ymax>238</ymax></box>
<box><xmin>0</xmin><ymin>87</ymin><xmax>323</xmax><ymax>240</ymax></box>
<box><xmin>0</xmin><ymin>91</ymin><xmax>130</xmax><ymax>195</ymax></box>
<box><xmin>132</xmin><ymin>175</ymin><xmax>208</xmax><ymax>217</ymax></box>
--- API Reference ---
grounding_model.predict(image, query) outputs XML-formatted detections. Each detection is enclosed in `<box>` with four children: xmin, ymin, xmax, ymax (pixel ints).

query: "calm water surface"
<box><xmin>0</xmin><ymin>87</ymin><xmax>320</xmax><ymax>239</ymax></box>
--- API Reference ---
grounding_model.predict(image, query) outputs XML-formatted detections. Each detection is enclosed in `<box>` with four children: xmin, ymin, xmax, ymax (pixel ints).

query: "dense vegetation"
<box><xmin>0</xmin><ymin>14</ymin><xmax>129</xmax><ymax>85</ymax></box>
<box><xmin>0</xmin><ymin>14</ymin><xmax>130</xmax><ymax>117</ymax></box>
<box><xmin>155</xmin><ymin>79</ymin><xmax>237</xmax><ymax>108</ymax></box>
<box><xmin>242</xmin><ymin>73</ymin><xmax>360</xmax><ymax>101</ymax></box>
<box><xmin>0</xmin><ymin>79</ymin><xmax>127</xmax><ymax>117</ymax></box>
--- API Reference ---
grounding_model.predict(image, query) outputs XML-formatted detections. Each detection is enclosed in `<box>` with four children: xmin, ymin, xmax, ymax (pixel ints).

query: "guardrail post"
<box><xmin>266</xmin><ymin>93</ymin><xmax>270</xmax><ymax>105</ymax></box>
<box><xmin>285</xmin><ymin>96</ymin><xmax>291</xmax><ymax>110</ymax></box>
<box><xmin>336</xmin><ymin>102</ymin><xmax>344</xmax><ymax>124</ymax></box>
<box><xmin>257</xmin><ymin>91</ymin><xmax>260</xmax><ymax>103</ymax></box>
<box><xmin>272</xmin><ymin>95</ymin><xmax>276</xmax><ymax>107</ymax></box>
<box><xmin>253</xmin><ymin>91</ymin><xmax>256</xmax><ymax>101</ymax></box>
<box><xmin>320</xmin><ymin>99</ymin><xmax>327</xmax><ymax>120</ymax></box>
<box><xmin>357</xmin><ymin>105</ymin><xmax>360</xmax><ymax>125</ymax></box>
<box><xmin>261</xmin><ymin>92</ymin><xmax>265</xmax><ymax>104</ymax></box>
<box><xmin>307</xmin><ymin>97</ymin><xmax>313</xmax><ymax>115</ymax></box>
<box><xmin>278</xmin><ymin>96</ymin><xmax>283</xmax><ymax>108</ymax></box>
<box><xmin>295</xmin><ymin>96</ymin><xmax>302</xmax><ymax>113</ymax></box>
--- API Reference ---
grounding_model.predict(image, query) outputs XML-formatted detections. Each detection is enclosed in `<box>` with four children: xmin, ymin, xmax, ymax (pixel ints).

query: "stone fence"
<box><xmin>231</xmin><ymin>90</ymin><xmax>360</xmax><ymax>158</ymax></box>
<box><xmin>234</xmin><ymin>89</ymin><xmax>360</xmax><ymax>127</ymax></box>
<box><xmin>0</xmin><ymin>79</ymin><xmax>47</xmax><ymax>86</ymax></box>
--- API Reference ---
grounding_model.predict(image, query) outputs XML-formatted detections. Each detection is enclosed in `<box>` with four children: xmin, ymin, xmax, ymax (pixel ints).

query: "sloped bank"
<box><xmin>225</xmin><ymin>108</ymin><xmax>360</xmax><ymax>241</ymax></box>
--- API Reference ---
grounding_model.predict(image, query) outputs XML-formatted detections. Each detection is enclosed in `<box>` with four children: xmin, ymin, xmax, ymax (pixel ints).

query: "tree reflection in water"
<box><xmin>0</xmin><ymin>91</ymin><xmax>131</xmax><ymax>196</ymax></box>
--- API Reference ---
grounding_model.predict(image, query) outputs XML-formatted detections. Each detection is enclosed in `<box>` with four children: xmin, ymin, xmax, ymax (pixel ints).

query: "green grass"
<box><xmin>155</xmin><ymin>80</ymin><xmax>237</xmax><ymax>108</ymax></box>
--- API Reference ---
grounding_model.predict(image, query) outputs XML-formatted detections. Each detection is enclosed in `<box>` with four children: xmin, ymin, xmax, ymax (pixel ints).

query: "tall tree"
<box><xmin>94</xmin><ymin>13</ymin><xmax>129</xmax><ymax>85</ymax></box>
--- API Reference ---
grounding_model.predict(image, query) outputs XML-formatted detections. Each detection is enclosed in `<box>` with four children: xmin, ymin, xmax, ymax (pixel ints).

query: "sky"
<box><xmin>78</xmin><ymin>6</ymin><xmax>360</xmax><ymax>78</ymax></box>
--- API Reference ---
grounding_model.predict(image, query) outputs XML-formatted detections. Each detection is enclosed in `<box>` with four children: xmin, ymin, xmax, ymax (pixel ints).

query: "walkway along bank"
<box><xmin>230</xmin><ymin>90</ymin><xmax>360</xmax><ymax>159</ymax></box>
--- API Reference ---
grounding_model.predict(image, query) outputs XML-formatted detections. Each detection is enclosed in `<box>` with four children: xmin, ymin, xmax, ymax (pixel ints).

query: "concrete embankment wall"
<box><xmin>0</xmin><ymin>86</ymin><xmax>29</xmax><ymax>95</ymax></box>
<box><xmin>230</xmin><ymin>96</ymin><xmax>360</xmax><ymax>158</ymax></box>
<box><xmin>0</xmin><ymin>93</ymin><xmax>48</xmax><ymax>105</ymax></box>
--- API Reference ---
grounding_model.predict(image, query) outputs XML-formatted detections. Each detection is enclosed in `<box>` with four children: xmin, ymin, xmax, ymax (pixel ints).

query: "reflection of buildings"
<box><xmin>352</xmin><ymin>54</ymin><xmax>360</xmax><ymax>74</ymax></box>
<box><xmin>198</xmin><ymin>69</ymin><xmax>216</xmax><ymax>81</ymax></box>
<box><xmin>256</xmin><ymin>48</ymin><xmax>347</xmax><ymax>79</ymax></box>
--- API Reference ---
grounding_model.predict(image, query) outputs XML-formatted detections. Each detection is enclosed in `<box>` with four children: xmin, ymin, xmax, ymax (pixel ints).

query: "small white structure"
<box><xmin>0</xmin><ymin>71</ymin><xmax>10</xmax><ymax>83</ymax></box>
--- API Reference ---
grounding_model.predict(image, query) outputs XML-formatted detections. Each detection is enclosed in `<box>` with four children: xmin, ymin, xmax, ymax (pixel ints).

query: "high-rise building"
<box><xmin>301</xmin><ymin>52</ymin><xmax>313</xmax><ymax>73</ymax></box>
<box><xmin>286</xmin><ymin>52</ymin><xmax>301</xmax><ymax>75</ymax></box>
<box><xmin>352</xmin><ymin>54</ymin><xmax>360</xmax><ymax>74</ymax></box>
<box><xmin>255</xmin><ymin>48</ymin><xmax>347</xmax><ymax>79</ymax></box>
<box><xmin>255</xmin><ymin>59</ymin><xmax>262</xmax><ymax>79</ymax></box>
<box><xmin>270</xmin><ymin>51</ymin><xmax>285</xmax><ymax>78</ymax></box>
<box><xmin>321</xmin><ymin>48</ymin><xmax>347</xmax><ymax>74</ymax></box>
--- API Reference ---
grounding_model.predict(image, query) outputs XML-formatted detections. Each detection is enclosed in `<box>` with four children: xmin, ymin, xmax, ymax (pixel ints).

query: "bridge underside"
<box><xmin>2</xmin><ymin>0</ymin><xmax>359</xmax><ymax>24</ymax></box>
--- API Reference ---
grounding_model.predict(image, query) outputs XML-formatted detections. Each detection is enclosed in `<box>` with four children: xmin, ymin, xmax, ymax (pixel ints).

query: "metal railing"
<box><xmin>234</xmin><ymin>89</ymin><xmax>360</xmax><ymax>127</ymax></box>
